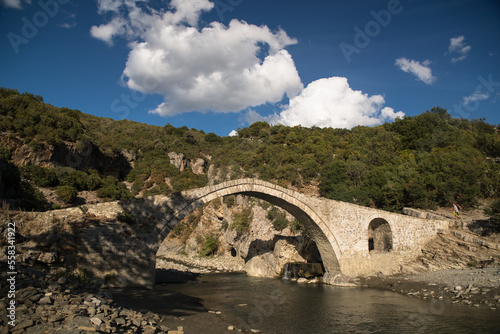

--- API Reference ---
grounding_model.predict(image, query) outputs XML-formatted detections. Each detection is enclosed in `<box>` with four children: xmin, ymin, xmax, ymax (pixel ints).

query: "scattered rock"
<box><xmin>38</xmin><ymin>296</ymin><xmax>52</xmax><ymax>305</ymax></box>
<box><xmin>90</xmin><ymin>317</ymin><xmax>102</xmax><ymax>326</ymax></box>
<box><xmin>37</xmin><ymin>252</ymin><xmax>57</xmax><ymax>264</ymax></box>
<box><xmin>78</xmin><ymin>326</ymin><xmax>96</xmax><ymax>332</ymax></box>
<box><xmin>16</xmin><ymin>320</ymin><xmax>34</xmax><ymax>330</ymax></box>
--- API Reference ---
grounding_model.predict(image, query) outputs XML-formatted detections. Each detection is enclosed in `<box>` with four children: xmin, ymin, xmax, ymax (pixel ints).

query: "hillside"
<box><xmin>0</xmin><ymin>87</ymin><xmax>499</xmax><ymax>217</ymax></box>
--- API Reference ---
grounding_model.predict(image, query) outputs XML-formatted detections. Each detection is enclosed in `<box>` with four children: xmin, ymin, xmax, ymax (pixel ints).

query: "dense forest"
<box><xmin>0</xmin><ymin>87</ymin><xmax>499</xmax><ymax>216</ymax></box>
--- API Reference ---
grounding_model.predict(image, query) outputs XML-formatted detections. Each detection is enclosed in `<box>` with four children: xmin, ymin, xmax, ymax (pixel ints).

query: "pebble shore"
<box><xmin>359</xmin><ymin>267</ymin><xmax>500</xmax><ymax>310</ymax></box>
<box><xmin>0</xmin><ymin>268</ymin><xmax>185</xmax><ymax>334</ymax></box>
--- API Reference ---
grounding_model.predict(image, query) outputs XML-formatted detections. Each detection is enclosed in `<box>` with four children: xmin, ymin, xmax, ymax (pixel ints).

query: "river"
<box><xmin>112</xmin><ymin>273</ymin><xmax>500</xmax><ymax>333</ymax></box>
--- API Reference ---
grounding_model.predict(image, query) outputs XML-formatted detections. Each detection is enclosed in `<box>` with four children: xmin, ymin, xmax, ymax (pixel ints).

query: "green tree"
<box><xmin>20</xmin><ymin>165</ymin><xmax>58</xmax><ymax>187</ymax></box>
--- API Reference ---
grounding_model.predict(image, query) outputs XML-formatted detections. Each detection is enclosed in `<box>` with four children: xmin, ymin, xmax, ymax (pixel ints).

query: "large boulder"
<box><xmin>245</xmin><ymin>253</ymin><xmax>280</xmax><ymax>278</ymax></box>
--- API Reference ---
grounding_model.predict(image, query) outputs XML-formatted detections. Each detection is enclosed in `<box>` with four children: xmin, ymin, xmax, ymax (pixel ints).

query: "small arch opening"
<box><xmin>368</xmin><ymin>218</ymin><xmax>392</xmax><ymax>253</ymax></box>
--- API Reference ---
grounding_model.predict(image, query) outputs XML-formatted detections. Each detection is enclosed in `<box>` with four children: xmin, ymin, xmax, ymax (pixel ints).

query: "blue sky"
<box><xmin>0</xmin><ymin>0</ymin><xmax>499</xmax><ymax>136</ymax></box>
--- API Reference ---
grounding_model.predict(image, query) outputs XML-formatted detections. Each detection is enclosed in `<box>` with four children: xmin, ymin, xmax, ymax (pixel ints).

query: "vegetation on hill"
<box><xmin>0</xmin><ymin>87</ymin><xmax>499</xmax><ymax>214</ymax></box>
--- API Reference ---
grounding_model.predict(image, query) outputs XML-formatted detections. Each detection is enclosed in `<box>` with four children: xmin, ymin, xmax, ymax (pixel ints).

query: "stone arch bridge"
<box><xmin>37</xmin><ymin>178</ymin><xmax>448</xmax><ymax>287</ymax></box>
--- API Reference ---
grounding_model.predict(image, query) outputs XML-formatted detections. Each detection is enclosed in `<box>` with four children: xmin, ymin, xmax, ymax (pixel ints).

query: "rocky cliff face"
<box><xmin>0</xmin><ymin>133</ymin><xmax>133</xmax><ymax>178</ymax></box>
<box><xmin>167</xmin><ymin>152</ymin><xmax>206</xmax><ymax>175</ymax></box>
<box><xmin>158</xmin><ymin>194</ymin><xmax>322</xmax><ymax>279</ymax></box>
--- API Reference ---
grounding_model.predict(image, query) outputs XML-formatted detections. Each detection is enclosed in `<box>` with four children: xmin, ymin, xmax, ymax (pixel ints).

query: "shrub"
<box><xmin>172</xmin><ymin>211</ymin><xmax>202</xmax><ymax>244</ymax></box>
<box><xmin>223</xmin><ymin>195</ymin><xmax>235</xmax><ymax>208</ymax></box>
<box><xmin>20</xmin><ymin>165</ymin><xmax>58</xmax><ymax>187</ymax></box>
<box><xmin>142</xmin><ymin>183</ymin><xmax>172</xmax><ymax>197</ymax></box>
<box><xmin>267</xmin><ymin>207</ymin><xmax>288</xmax><ymax>231</ymax></box>
<box><xmin>231</xmin><ymin>208</ymin><xmax>252</xmax><ymax>235</ymax></box>
<box><xmin>20</xmin><ymin>181</ymin><xmax>47</xmax><ymax>211</ymax></box>
<box><xmin>467</xmin><ymin>259</ymin><xmax>478</xmax><ymax>267</ymax></box>
<box><xmin>219</xmin><ymin>220</ymin><xmax>229</xmax><ymax>231</ymax></box>
<box><xmin>96</xmin><ymin>176</ymin><xmax>133</xmax><ymax>201</ymax></box>
<box><xmin>205</xmin><ymin>132</ymin><xmax>222</xmax><ymax>144</ymax></box>
<box><xmin>0</xmin><ymin>146</ymin><xmax>11</xmax><ymax>161</ymax></box>
<box><xmin>200</xmin><ymin>234</ymin><xmax>219</xmax><ymax>257</ymax></box>
<box><xmin>290</xmin><ymin>219</ymin><xmax>305</xmax><ymax>233</ymax></box>
<box><xmin>59</xmin><ymin>170</ymin><xmax>90</xmax><ymax>190</ymax></box>
<box><xmin>484</xmin><ymin>199</ymin><xmax>500</xmax><ymax>221</ymax></box>
<box><xmin>170</xmin><ymin>170</ymin><xmax>208</xmax><ymax>193</ymax></box>
<box><xmin>56</xmin><ymin>185</ymin><xmax>78</xmax><ymax>204</ymax></box>
<box><xmin>117</xmin><ymin>210</ymin><xmax>135</xmax><ymax>224</ymax></box>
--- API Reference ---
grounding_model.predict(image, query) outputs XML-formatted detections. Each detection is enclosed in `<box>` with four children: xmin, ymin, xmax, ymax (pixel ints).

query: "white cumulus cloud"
<box><xmin>92</xmin><ymin>0</ymin><xmax>402</xmax><ymax>130</ymax></box>
<box><xmin>91</xmin><ymin>0</ymin><xmax>302</xmax><ymax>115</ymax></box>
<box><xmin>395</xmin><ymin>57</ymin><xmax>436</xmax><ymax>85</ymax></box>
<box><xmin>90</xmin><ymin>17</ymin><xmax>128</xmax><ymax>45</ymax></box>
<box><xmin>246</xmin><ymin>77</ymin><xmax>404</xmax><ymax>129</ymax></box>
<box><xmin>448</xmin><ymin>36</ymin><xmax>471</xmax><ymax>63</ymax></box>
<box><xmin>463</xmin><ymin>91</ymin><xmax>490</xmax><ymax>106</ymax></box>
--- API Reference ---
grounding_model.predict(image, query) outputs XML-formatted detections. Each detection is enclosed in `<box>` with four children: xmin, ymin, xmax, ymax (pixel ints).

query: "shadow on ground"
<box><xmin>110</xmin><ymin>286</ymin><xmax>207</xmax><ymax>318</ymax></box>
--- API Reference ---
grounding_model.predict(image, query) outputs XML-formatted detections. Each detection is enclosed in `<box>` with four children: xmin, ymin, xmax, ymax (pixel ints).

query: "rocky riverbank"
<box><xmin>0</xmin><ymin>266</ymin><xmax>190</xmax><ymax>334</ymax></box>
<box><xmin>359</xmin><ymin>267</ymin><xmax>500</xmax><ymax>310</ymax></box>
<box><xmin>155</xmin><ymin>253</ymin><xmax>245</xmax><ymax>277</ymax></box>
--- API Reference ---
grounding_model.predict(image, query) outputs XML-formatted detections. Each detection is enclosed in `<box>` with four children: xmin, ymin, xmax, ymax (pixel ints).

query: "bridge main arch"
<box><xmin>156</xmin><ymin>179</ymin><xmax>342</xmax><ymax>275</ymax></box>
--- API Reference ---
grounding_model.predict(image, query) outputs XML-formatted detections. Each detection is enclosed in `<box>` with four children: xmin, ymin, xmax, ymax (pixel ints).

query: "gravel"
<box><xmin>409</xmin><ymin>267</ymin><xmax>500</xmax><ymax>288</ymax></box>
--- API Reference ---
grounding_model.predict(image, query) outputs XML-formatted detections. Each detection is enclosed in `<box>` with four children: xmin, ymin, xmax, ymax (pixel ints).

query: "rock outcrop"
<box><xmin>189</xmin><ymin>158</ymin><xmax>205</xmax><ymax>175</ymax></box>
<box><xmin>168</xmin><ymin>152</ymin><xmax>187</xmax><ymax>172</ymax></box>
<box><xmin>0</xmin><ymin>133</ymin><xmax>132</xmax><ymax>178</ymax></box>
<box><xmin>167</xmin><ymin>152</ymin><xmax>206</xmax><ymax>174</ymax></box>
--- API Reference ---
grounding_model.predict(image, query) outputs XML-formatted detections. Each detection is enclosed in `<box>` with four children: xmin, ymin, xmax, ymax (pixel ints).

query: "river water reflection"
<box><xmin>116</xmin><ymin>273</ymin><xmax>500</xmax><ymax>333</ymax></box>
